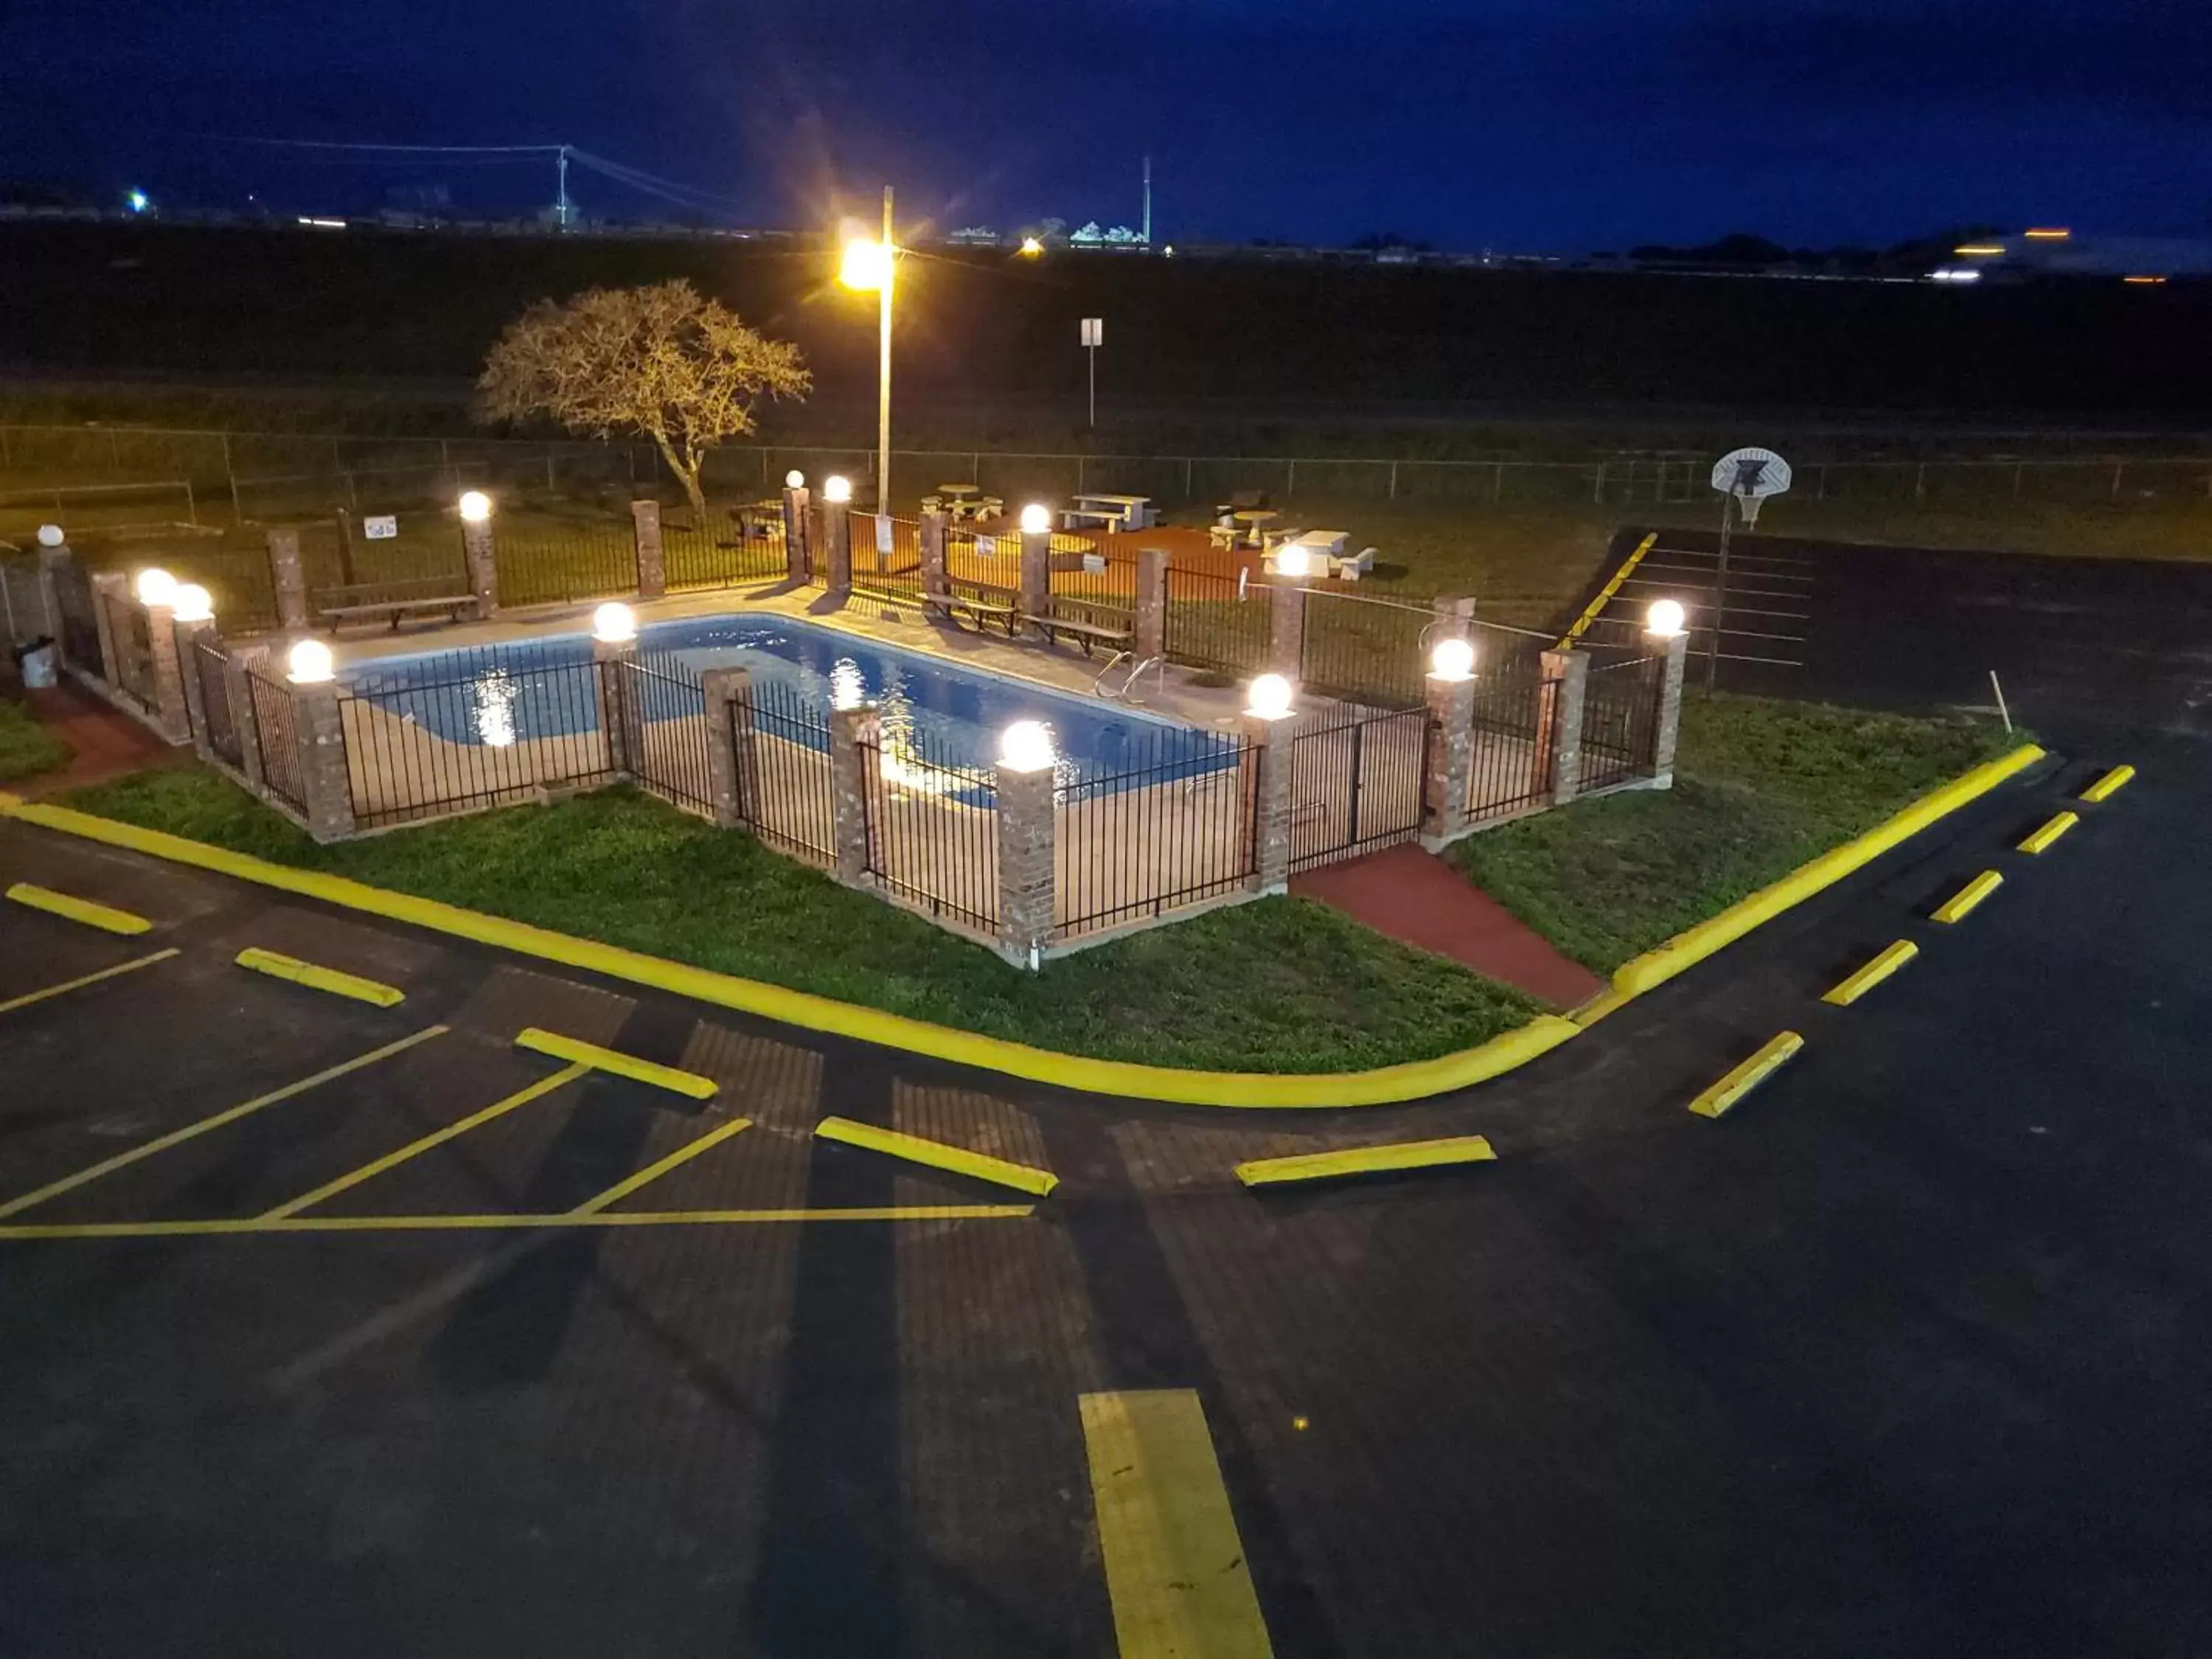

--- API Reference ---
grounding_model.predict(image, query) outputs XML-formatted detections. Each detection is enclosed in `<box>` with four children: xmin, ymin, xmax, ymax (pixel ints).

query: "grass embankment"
<box><xmin>59</xmin><ymin>768</ymin><xmax>1539</xmax><ymax>1074</ymax></box>
<box><xmin>0</xmin><ymin>700</ymin><xmax>72</xmax><ymax>783</ymax></box>
<box><xmin>1453</xmin><ymin>693</ymin><xmax>2020</xmax><ymax>973</ymax></box>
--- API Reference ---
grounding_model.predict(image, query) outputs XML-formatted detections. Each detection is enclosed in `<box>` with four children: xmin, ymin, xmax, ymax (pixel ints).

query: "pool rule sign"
<box><xmin>1081</xmin><ymin>316</ymin><xmax>1102</xmax><ymax>427</ymax></box>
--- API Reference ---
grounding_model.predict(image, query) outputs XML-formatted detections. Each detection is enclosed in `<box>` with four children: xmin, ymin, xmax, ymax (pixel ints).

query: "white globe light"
<box><xmin>785</xmin><ymin>469</ymin><xmax>806</xmax><ymax>490</ymax></box>
<box><xmin>170</xmin><ymin>583</ymin><xmax>215</xmax><ymax>623</ymax></box>
<box><xmin>824</xmin><ymin>475</ymin><xmax>853</xmax><ymax>504</ymax></box>
<box><xmin>592</xmin><ymin>602</ymin><xmax>636</xmax><ymax>642</ymax></box>
<box><xmin>1246</xmin><ymin>672</ymin><xmax>1295</xmax><ymax>720</ymax></box>
<box><xmin>1274</xmin><ymin>546</ymin><xmax>1312</xmax><ymax>579</ymax></box>
<box><xmin>134</xmin><ymin>567</ymin><xmax>178</xmax><ymax>608</ymax></box>
<box><xmin>36</xmin><ymin>524</ymin><xmax>64</xmax><ymax>548</ymax></box>
<box><xmin>287</xmin><ymin>639</ymin><xmax>335</xmax><ymax>684</ymax></box>
<box><xmin>1019</xmin><ymin>503</ymin><xmax>1052</xmax><ymax>535</ymax></box>
<box><xmin>458</xmin><ymin>490</ymin><xmax>493</xmax><ymax>524</ymax></box>
<box><xmin>998</xmin><ymin>719</ymin><xmax>1057</xmax><ymax>773</ymax></box>
<box><xmin>1429</xmin><ymin>636</ymin><xmax>1476</xmax><ymax>680</ymax></box>
<box><xmin>1647</xmin><ymin>598</ymin><xmax>1687</xmax><ymax>638</ymax></box>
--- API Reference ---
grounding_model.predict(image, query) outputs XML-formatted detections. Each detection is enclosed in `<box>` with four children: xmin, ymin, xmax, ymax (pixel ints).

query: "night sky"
<box><xmin>6</xmin><ymin>0</ymin><xmax>2204</xmax><ymax>251</ymax></box>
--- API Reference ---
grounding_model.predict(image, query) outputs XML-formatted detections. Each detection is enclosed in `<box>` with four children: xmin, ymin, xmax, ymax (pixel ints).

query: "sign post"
<box><xmin>1080</xmin><ymin>317</ymin><xmax>1103</xmax><ymax>427</ymax></box>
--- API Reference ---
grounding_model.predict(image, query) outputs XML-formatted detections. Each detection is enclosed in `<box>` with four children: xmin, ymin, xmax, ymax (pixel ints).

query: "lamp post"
<box><xmin>841</xmin><ymin>187</ymin><xmax>897</xmax><ymax>514</ymax></box>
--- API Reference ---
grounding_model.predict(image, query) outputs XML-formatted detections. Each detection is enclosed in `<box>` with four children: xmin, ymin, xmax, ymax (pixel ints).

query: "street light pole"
<box><xmin>877</xmin><ymin>185</ymin><xmax>894</xmax><ymax>515</ymax></box>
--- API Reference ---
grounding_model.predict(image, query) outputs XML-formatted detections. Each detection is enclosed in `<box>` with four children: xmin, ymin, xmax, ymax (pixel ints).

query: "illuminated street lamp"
<box><xmin>785</xmin><ymin>469</ymin><xmax>806</xmax><ymax>489</ymax></box>
<box><xmin>824</xmin><ymin>475</ymin><xmax>853</xmax><ymax>505</ymax></box>
<box><xmin>1246</xmin><ymin>672</ymin><xmax>1295</xmax><ymax>720</ymax></box>
<box><xmin>840</xmin><ymin>187</ymin><xmax>898</xmax><ymax>512</ymax></box>
<box><xmin>458</xmin><ymin>490</ymin><xmax>493</xmax><ymax>524</ymax></box>
<box><xmin>287</xmin><ymin>639</ymin><xmax>335</xmax><ymax>684</ymax></box>
<box><xmin>1646</xmin><ymin>598</ymin><xmax>1686</xmax><ymax>638</ymax></box>
<box><xmin>1019</xmin><ymin>236</ymin><xmax>1044</xmax><ymax>257</ymax></box>
<box><xmin>134</xmin><ymin>567</ymin><xmax>178</xmax><ymax>608</ymax></box>
<box><xmin>170</xmin><ymin>583</ymin><xmax>215</xmax><ymax>623</ymax></box>
<box><xmin>1428</xmin><ymin>636</ymin><xmax>1476</xmax><ymax>680</ymax></box>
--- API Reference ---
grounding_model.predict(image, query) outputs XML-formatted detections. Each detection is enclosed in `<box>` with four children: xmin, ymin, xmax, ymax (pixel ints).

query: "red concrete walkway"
<box><xmin>1292</xmin><ymin>841</ymin><xmax>1607</xmax><ymax>1009</ymax></box>
<box><xmin>12</xmin><ymin>681</ymin><xmax>177</xmax><ymax>798</ymax></box>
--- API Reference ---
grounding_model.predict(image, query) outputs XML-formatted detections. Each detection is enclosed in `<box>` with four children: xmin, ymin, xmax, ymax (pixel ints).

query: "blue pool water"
<box><xmin>339</xmin><ymin>611</ymin><xmax>1228</xmax><ymax>786</ymax></box>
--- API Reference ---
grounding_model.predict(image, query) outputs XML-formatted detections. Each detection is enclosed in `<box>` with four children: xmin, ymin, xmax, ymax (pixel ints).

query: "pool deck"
<box><xmin>322</xmin><ymin>577</ymin><xmax>1264</xmax><ymax>737</ymax></box>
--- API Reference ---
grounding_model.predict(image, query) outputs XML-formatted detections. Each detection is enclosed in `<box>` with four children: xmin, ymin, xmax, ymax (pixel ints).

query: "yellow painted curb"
<box><xmin>235</xmin><ymin>945</ymin><xmax>406</xmax><ymax>1007</ymax></box>
<box><xmin>1821</xmin><ymin>939</ymin><xmax>1919</xmax><ymax>1006</ymax></box>
<box><xmin>2081</xmin><ymin>764</ymin><xmax>2135</xmax><ymax>803</ymax></box>
<box><xmin>1236</xmin><ymin>1134</ymin><xmax>1497</xmax><ymax>1187</ymax></box>
<box><xmin>1688</xmin><ymin>1031</ymin><xmax>1804</xmax><ymax>1119</ymax></box>
<box><xmin>815</xmin><ymin>1116</ymin><xmax>1060</xmax><ymax>1197</ymax></box>
<box><xmin>1579</xmin><ymin>744</ymin><xmax>2045</xmax><ymax>1024</ymax></box>
<box><xmin>6</xmin><ymin>881</ymin><xmax>153</xmax><ymax>936</ymax></box>
<box><xmin>2017</xmin><ymin>810</ymin><xmax>2078</xmax><ymax>855</ymax></box>
<box><xmin>1558</xmin><ymin>532</ymin><xmax>1658</xmax><ymax>649</ymax></box>
<box><xmin>515</xmin><ymin>1027</ymin><xmax>719</xmax><ymax>1099</ymax></box>
<box><xmin>1933</xmin><ymin>869</ymin><xmax>2003</xmax><ymax>924</ymax></box>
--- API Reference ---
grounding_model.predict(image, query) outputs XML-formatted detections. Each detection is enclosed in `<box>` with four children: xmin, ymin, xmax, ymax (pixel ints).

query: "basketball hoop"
<box><xmin>1736</xmin><ymin>492</ymin><xmax>1765</xmax><ymax>527</ymax></box>
<box><xmin>1711</xmin><ymin>446</ymin><xmax>1792</xmax><ymax>525</ymax></box>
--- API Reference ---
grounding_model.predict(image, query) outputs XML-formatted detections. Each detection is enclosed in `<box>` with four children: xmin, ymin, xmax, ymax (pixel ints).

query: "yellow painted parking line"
<box><xmin>1933</xmin><ymin>869</ymin><xmax>2003</xmax><ymax>924</ymax></box>
<box><xmin>235</xmin><ymin>946</ymin><xmax>405</xmax><ymax>1008</ymax></box>
<box><xmin>1236</xmin><ymin>1134</ymin><xmax>1496</xmax><ymax>1188</ymax></box>
<box><xmin>1079</xmin><ymin>1389</ymin><xmax>1274</xmax><ymax>1659</ymax></box>
<box><xmin>259</xmin><ymin>1062</ymin><xmax>589</xmax><ymax>1220</ymax></box>
<box><xmin>6</xmin><ymin>882</ymin><xmax>153</xmax><ymax>936</ymax></box>
<box><xmin>515</xmin><ymin>1026</ymin><xmax>717</xmax><ymax>1099</ymax></box>
<box><xmin>1688</xmin><ymin>1031</ymin><xmax>1805</xmax><ymax>1119</ymax></box>
<box><xmin>1821</xmin><ymin>939</ymin><xmax>1919</xmax><ymax>1007</ymax></box>
<box><xmin>2017</xmin><ymin>811</ymin><xmax>2079</xmax><ymax>855</ymax></box>
<box><xmin>0</xmin><ymin>947</ymin><xmax>180</xmax><ymax>1016</ymax></box>
<box><xmin>0</xmin><ymin>1206</ymin><xmax>1034</xmax><ymax>1240</ymax></box>
<box><xmin>0</xmin><ymin>1025</ymin><xmax>449</xmax><ymax>1221</ymax></box>
<box><xmin>814</xmin><ymin>1116</ymin><xmax>1059</xmax><ymax>1197</ymax></box>
<box><xmin>567</xmin><ymin>1116</ymin><xmax>754</xmax><ymax>1216</ymax></box>
<box><xmin>2081</xmin><ymin>764</ymin><xmax>2135</xmax><ymax>802</ymax></box>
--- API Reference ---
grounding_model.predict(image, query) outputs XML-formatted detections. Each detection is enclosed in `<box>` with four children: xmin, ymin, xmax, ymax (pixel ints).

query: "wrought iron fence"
<box><xmin>335</xmin><ymin>644</ymin><xmax>616</xmax><ymax>828</ymax></box>
<box><xmin>1287</xmin><ymin>706</ymin><xmax>1430</xmax><ymax>874</ymax></box>
<box><xmin>1055</xmin><ymin>727</ymin><xmax>1258</xmax><ymax>938</ymax></box>
<box><xmin>102</xmin><ymin>589</ymin><xmax>157</xmax><ymax>709</ymax></box>
<box><xmin>1164</xmin><ymin>564</ymin><xmax>1268</xmax><ymax>677</ymax></box>
<box><xmin>246</xmin><ymin>663</ymin><xmax>308</xmax><ymax>815</ymax></box>
<box><xmin>850</xmin><ymin>515</ymin><xmax>925</xmax><ymax>605</ymax></box>
<box><xmin>1464</xmin><ymin>669</ymin><xmax>1559</xmax><ymax>824</ymax></box>
<box><xmin>194</xmin><ymin>638</ymin><xmax>242</xmax><ymax>767</ymax></box>
<box><xmin>1579</xmin><ymin>653</ymin><xmax>1666</xmax><ymax>791</ymax></box>
<box><xmin>495</xmin><ymin>517</ymin><xmax>636</xmax><ymax>608</ymax></box>
<box><xmin>732</xmin><ymin>676</ymin><xmax>837</xmax><ymax>866</ymax></box>
<box><xmin>858</xmin><ymin>726</ymin><xmax>1001</xmax><ymax>933</ymax></box>
<box><xmin>1298</xmin><ymin>590</ymin><xmax>1433</xmax><ymax>710</ymax></box>
<box><xmin>618</xmin><ymin>650</ymin><xmax>714</xmax><ymax>816</ymax></box>
<box><xmin>662</xmin><ymin>504</ymin><xmax>787</xmax><ymax>591</ymax></box>
<box><xmin>51</xmin><ymin>560</ymin><xmax>102</xmax><ymax>669</ymax></box>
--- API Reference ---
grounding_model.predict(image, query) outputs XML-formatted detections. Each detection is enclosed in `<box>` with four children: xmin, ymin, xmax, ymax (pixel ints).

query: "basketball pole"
<box><xmin>1707</xmin><ymin>490</ymin><xmax>1733</xmax><ymax>691</ymax></box>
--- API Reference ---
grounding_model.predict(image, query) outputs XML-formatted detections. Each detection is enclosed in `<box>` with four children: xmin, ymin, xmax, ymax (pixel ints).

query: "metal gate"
<box><xmin>1287</xmin><ymin>705</ymin><xmax>1431</xmax><ymax>874</ymax></box>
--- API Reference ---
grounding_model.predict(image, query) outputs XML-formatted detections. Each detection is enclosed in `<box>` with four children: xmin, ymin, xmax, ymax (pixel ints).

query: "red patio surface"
<box><xmin>12</xmin><ymin>681</ymin><xmax>178</xmax><ymax>798</ymax></box>
<box><xmin>1292</xmin><ymin>841</ymin><xmax>1606</xmax><ymax>1010</ymax></box>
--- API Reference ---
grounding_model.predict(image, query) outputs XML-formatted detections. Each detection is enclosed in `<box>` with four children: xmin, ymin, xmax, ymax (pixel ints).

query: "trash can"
<box><xmin>14</xmin><ymin>636</ymin><xmax>56</xmax><ymax>689</ymax></box>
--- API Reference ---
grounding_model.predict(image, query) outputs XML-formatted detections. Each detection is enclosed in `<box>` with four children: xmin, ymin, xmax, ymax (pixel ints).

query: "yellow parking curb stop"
<box><xmin>236</xmin><ymin>946</ymin><xmax>405</xmax><ymax>1007</ymax></box>
<box><xmin>815</xmin><ymin>1116</ymin><xmax>1059</xmax><ymax>1197</ymax></box>
<box><xmin>1688</xmin><ymin>1031</ymin><xmax>1804</xmax><ymax>1119</ymax></box>
<box><xmin>6</xmin><ymin>882</ymin><xmax>153</xmax><ymax>936</ymax></box>
<box><xmin>1933</xmin><ymin>869</ymin><xmax>2003</xmax><ymax>924</ymax></box>
<box><xmin>515</xmin><ymin>1027</ymin><xmax>719</xmax><ymax>1099</ymax></box>
<box><xmin>1236</xmin><ymin>1134</ymin><xmax>1497</xmax><ymax>1187</ymax></box>
<box><xmin>2080</xmin><ymin>764</ymin><xmax>2135</xmax><ymax>802</ymax></box>
<box><xmin>1821</xmin><ymin>939</ymin><xmax>1920</xmax><ymax>1006</ymax></box>
<box><xmin>2017</xmin><ymin>811</ymin><xmax>2078</xmax><ymax>855</ymax></box>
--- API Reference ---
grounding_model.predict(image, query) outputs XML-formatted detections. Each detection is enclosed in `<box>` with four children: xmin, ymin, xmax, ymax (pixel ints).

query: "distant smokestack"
<box><xmin>1142</xmin><ymin>156</ymin><xmax>1152</xmax><ymax>246</ymax></box>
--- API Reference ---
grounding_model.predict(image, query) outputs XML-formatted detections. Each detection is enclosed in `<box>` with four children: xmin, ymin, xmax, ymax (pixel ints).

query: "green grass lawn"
<box><xmin>1451</xmin><ymin>693</ymin><xmax>2021</xmax><ymax>974</ymax></box>
<box><xmin>0</xmin><ymin>699</ymin><xmax>72</xmax><ymax>784</ymax></box>
<box><xmin>59</xmin><ymin>767</ymin><xmax>1540</xmax><ymax>1073</ymax></box>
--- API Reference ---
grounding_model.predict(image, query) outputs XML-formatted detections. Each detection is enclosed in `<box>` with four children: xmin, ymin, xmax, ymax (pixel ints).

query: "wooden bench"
<box><xmin>1024</xmin><ymin>608</ymin><xmax>1135</xmax><ymax>657</ymax></box>
<box><xmin>314</xmin><ymin>588</ymin><xmax>479</xmax><ymax>633</ymax></box>
<box><xmin>924</xmin><ymin>586</ymin><xmax>1021</xmax><ymax>636</ymax></box>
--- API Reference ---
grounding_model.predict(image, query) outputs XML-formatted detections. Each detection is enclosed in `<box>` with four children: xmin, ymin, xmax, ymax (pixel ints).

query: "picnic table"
<box><xmin>1231</xmin><ymin>508</ymin><xmax>1279</xmax><ymax>547</ymax></box>
<box><xmin>1063</xmin><ymin>493</ymin><xmax>1155</xmax><ymax>532</ymax></box>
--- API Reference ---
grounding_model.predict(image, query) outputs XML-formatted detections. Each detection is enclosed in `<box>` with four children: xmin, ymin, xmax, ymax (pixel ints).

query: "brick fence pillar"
<box><xmin>292</xmin><ymin>680</ymin><xmax>357</xmax><ymax>841</ymax></box>
<box><xmin>630</xmin><ymin>500</ymin><xmax>666</xmax><ymax>600</ymax></box>
<box><xmin>266</xmin><ymin>529</ymin><xmax>309</xmax><ymax>632</ymax></box>
<box><xmin>1540</xmin><ymin>647</ymin><xmax>1590</xmax><ymax>806</ymax></box>
<box><xmin>1650</xmin><ymin>629</ymin><xmax>1690</xmax><ymax>787</ymax></box>
<box><xmin>142</xmin><ymin>604</ymin><xmax>191</xmax><ymax>744</ymax></box>
<box><xmin>820</xmin><ymin>501</ymin><xmax>853</xmax><ymax>599</ymax></box>
<box><xmin>700</xmin><ymin>666</ymin><xmax>754</xmax><ymax>830</ymax></box>
<box><xmin>782</xmin><ymin>484</ymin><xmax>812</xmax><ymax>582</ymax></box>
<box><xmin>829</xmin><ymin>704</ymin><xmax>877</xmax><ymax>885</ymax></box>
<box><xmin>1245</xmin><ymin>709</ymin><xmax>1298</xmax><ymax>894</ymax></box>
<box><xmin>919</xmin><ymin>510</ymin><xmax>950</xmax><ymax>594</ymax></box>
<box><xmin>1421</xmin><ymin>667</ymin><xmax>1477</xmax><ymax>846</ymax></box>
<box><xmin>461</xmin><ymin>516</ymin><xmax>499</xmax><ymax>619</ymax></box>
<box><xmin>1135</xmin><ymin>546</ymin><xmax>1169</xmax><ymax>662</ymax></box>
<box><xmin>1018</xmin><ymin>528</ymin><xmax>1051</xmax><ymax>621</ymax></box>
<box><xmin>1267</xmin><ymin>581</ymin><xmax>1306</xmax><ymax>678</ymax></box>
<box><xmin>994</xmin><ymin>761</ymin><xmax>1057</xmax><ymax>964</ymax></box>
<box><xmin>593</xmin><ymin>636</ymin><xmax>639</xmax><ymax>776</ymax></box>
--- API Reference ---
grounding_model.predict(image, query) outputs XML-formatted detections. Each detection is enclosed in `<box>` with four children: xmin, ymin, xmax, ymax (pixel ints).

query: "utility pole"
<box><xmin>556</xmin><ymin>145</ymin><xmax>571</xmax><ymax>230</ymax></box>
<box><xmin>877</xmin><ymin>184</ymin><xmax>894</xmax><ymax>512</ymax></box>
<box><xmin>1141</xmin><ymin>156</ymin><xmax>1152</xmax><ymax>246</ymax></box>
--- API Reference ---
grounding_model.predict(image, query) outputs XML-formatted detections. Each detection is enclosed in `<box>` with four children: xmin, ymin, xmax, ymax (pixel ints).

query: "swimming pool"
<box><xmin>339</xmin><ymin>611</ymin><xmax>1227</xmax><ymax>786</ymax></box>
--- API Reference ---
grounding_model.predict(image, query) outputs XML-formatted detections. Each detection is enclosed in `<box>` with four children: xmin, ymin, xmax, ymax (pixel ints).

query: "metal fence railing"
<box><xmin>1287</xmin><ymin>706</ymin><xmax>1430</xmax><ymax>874</ymax></box>
<box><xmin>1299</xmin><ymin>590</ymin><xmax>1434</xmax><ymax>710</ymax></box>
<box><xmin>246</xmin><ymin>663</ymin><xmax>307</xmax><ymax>815</ymax></box>
<box><xmin>195</xmin><ymin>638</ymin><xmax>242</xmax><ymax>768</ymax></box>
<box><xmin>102</xmin><ymin>590</ymin><xmax>156</xmax><ymax>709</ymax></box>
<box><xmin>1579</xmin><ymin>653</ymin><xmax>1666</xmax><ymax>792</ymax></box>
<box><xmin>619</xmin><ymin>650</ymin><xmax>714</xmax><ymax>817</ymax></box>
<box><xmin>851</xmin><ymin>515</ymin><xmax>925</xmax><ymax>606</ymax></box>
<box><xmin>1055</xmin><ymin>727</ymin><xmax>1257</xmax><ymax>939</ymax></box>
<box><xmin>1465</xmin><ymin>669</ymin><xmax>1559</xmax><ymax>824</ymax></box>
<box><xmin>51</xmin><ymin>559</ymin><xmax>101</xmax><ymax>669</ymax></box>
<box><xmin>1164</xmin><ymin>565</ymin><xmax>1268</xmax><ymax>678</ymax></box>
<box><xmin>495</xmin><ymin>518</ymin><xmax>636</xmax><ymax>608</ymax></box>
<box><xmin>335</xmin><ymin>644</ymin><xmax>616</xmax><ymax>828</ymax></box>
<box><xmin>858</xmin><ymin>726</ymin><xmax>1000</xmax><ymax>933</ymax></box>
<box><xmin>733</xmin><ymin>677</ymin><xmax>836</xmax><ymax>866</ymax></box>
<box><xmin>662</xmin><ymin>504</ymin><xmax>786</xmax><ymax>592</ymax></box>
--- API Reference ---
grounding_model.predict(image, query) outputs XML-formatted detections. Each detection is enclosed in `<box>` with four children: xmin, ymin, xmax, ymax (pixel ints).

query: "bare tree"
<box><xmin>476</xmin><ymin>280</ymin><xmax>810</xmax><ymax>518</ymax></box>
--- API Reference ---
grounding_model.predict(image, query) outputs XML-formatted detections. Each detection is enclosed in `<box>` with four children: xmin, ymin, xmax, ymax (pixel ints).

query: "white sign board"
<box><xmin>1080</xmin><ymin>316</ymin><xmax>1103</xmax><ymax>347</ymax></box>
<box><xmin>874</xmin><ymin>512</ymin><xmax>894</xmax><ymax>554</ymax></box>
<box><xmin>363</xmin><ymin>514</ymin><xmax>399</xmax><ymax>540</ymax></box>
<box><xmin>1710</xmin><ymin>447</ymin><xmax>1792</xmax><ymax>499</ymax></box>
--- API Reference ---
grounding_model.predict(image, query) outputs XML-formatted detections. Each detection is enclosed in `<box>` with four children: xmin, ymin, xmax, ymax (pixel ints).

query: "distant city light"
<box><xmin>2123</xmin><ymin>274</ymin><xmax>2168</xmax><ymax>285</ymax></box>
<box><xmin>1952</xmin><ymin>245</ymin><xmax>2005</xmax><ymax>257</ymax></box>
<box><xmin>296</xmin><ymin>217</ymin><xmax>347</xmax><ymax>230</ymax></box>
<box><xmin>1930</xmin><ymin>268</ymin><xmax>1983</xmax><ymax>284</ymax></box>
<box><xmin>1019</xmin><ymin>236</ymin><xmax>1044</xmax><ymax>257</ymax></box>
<box><xmin>125</xmin><ymin>189</ymin><xmax>150</xmax><ymax>214</ymax></box>
<box><xmin>2023</xmin><ymin>227</ymin><xmax>2071</xmax><ymax>240</ymax></box>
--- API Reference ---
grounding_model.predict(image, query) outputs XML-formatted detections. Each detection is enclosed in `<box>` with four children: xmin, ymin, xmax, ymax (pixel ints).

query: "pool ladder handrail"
<box><xmin>1093</xmin><ymin>651</ymin><xmax>1164</xmax><ymax>703</ymax></box>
